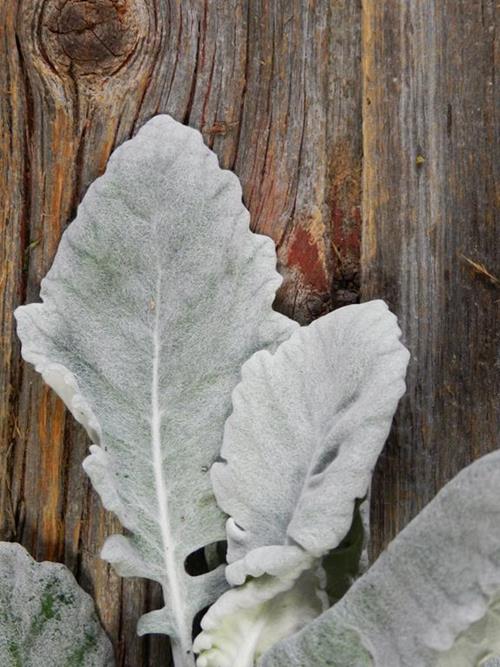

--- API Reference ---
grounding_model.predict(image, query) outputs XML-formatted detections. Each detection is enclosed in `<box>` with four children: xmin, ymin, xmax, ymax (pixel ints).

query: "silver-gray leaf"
<box><xmin>212</xmin><ymin>300</ymin><xmax>409</xmax><ymax>564</ymax></box>
<box><xmin>0</xmin><ymin>542</ymin><xmax>114</xmax><ymax>667</ymax></box>
<box><xmin>15</xmin><ymin>115</ymin><xmax>297</xmax><ymax>664</ymax></box>
<box><xmin>261</xmin><ymin>450</ymin><xmax>500</xmax><ymax>667</ymax></box>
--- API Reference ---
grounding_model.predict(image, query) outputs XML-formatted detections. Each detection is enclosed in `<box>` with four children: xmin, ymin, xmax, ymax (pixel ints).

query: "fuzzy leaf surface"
<box><xmin>193</xmin><ymin>547</ymin><xmax>328</xmax><ymax>666</ymax></box>
<box><xmin>261</xmin><ymin>450</ymin><xmax>500</xmax><ymax>667</ymax></box>
<box><xmin>195</xmin><ymin>301</ymin><xmax>408</xmax><ymax>665</ymax></box>
<box><xmin>212</xmin><ymin>300</ymin><xmax>410</xmax><ymax>564</ymax></box>
<box><xmin>15</xmin><ymin>115</ymin><xmax>297</xmax><ymax>662</ymax></box>
<box><xmin>0</xmin><ymin>542</ymin><xmax>113</xmax><ymax>667</ymax></box>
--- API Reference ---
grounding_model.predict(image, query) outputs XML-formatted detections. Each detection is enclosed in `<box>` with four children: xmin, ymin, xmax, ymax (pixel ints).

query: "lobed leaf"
<box><xmin>15</xmin><ymin>115</ymin><xmax>297</xmax><ymax>663</ymax></box>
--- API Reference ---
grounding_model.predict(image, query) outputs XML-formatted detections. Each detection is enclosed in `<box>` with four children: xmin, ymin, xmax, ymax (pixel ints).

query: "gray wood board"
<box><xmin>362</xmin><ymin>0</ymin><xmax>499</xmax><ymax>557</ymax></box>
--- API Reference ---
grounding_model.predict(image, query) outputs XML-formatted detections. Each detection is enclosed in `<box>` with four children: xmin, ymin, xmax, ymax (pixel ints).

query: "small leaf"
<box><xmin>212</xmin><ymin>300</ymin><xmax>409</xmax><ymax>564</ymax></box>
<box><xmin>196</xmin><ymin>301</ymin><xmax>408</xmax><ymax>665</ymax></box>
<box><xmin>0</xmin><ymin>542</ymin><xmax>113</xmax><ymax>667</ymax></box>
<box><xmin>193</xmin><ymin>548</ymin><xmax>326</xmax><ymax>667</ymax></box>
<box><xmin>261</xmin><ymin>450</ymin><xmax>500</xmax><ymax>667</ymax></box>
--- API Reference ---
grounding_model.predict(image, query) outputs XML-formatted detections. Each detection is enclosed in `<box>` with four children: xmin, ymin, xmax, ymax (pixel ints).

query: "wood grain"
<box><xmin>362</xmin><ymin>0</ymin><xmax>499</xmax><ymax>557</ymax></box>
<box><xmin>0</xmin><ymin>1</ymin><xmax>362</xmax><ymax>664</ymax></box>
<box><xmin>2</xmin><ymin>0</ymin><xmax>498</xmax><ymax>663</ymax></box>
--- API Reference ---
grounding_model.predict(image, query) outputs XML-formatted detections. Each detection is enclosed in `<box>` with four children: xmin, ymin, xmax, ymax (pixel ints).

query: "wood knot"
<box><xmin>42</xmin><ymin>0</ymin><xmax>141</xmax><ymax>77</ymax></box>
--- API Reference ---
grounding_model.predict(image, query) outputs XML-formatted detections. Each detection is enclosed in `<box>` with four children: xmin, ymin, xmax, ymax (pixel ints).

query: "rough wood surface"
<box><xmin>362</xmin><ymin>0</ymin><xmax>499</xmax><ymax>557</ymax></box>
<box><xmin>1</xmin><ymin>0</ymin><xmax>498</xmax><ymax>664</ymax></box>
<box><xmin>0</xmin><ymin>1</ymin><xmax>361</xmax><ymax>664</ymax></box>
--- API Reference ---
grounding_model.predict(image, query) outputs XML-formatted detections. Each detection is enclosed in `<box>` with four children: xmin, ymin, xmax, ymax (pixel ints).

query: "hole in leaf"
<box><xmin>192</xmin><ymin>604</ymin><xmax>210</xmax><ymax>641</ymax></box>
<box><xmin>184</xmin><ymin>541</ymin><xmax>227</xmax><ymax>577</ymax></box>
<box><xmin>322</xmin><ymin>500</ymin><xmax>365</xmax><ymax>604</ymax></box>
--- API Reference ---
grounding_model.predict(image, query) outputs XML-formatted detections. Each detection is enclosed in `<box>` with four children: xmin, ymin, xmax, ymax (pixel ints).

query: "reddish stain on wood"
<box><xmin>287</xmin><ymin>227</ymin><xmax>329</xmax><ymax>294</ymax></box>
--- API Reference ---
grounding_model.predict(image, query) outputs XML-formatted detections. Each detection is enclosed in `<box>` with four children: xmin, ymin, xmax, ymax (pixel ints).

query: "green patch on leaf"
<box><xmin>66</xmin><ymin>629</ymin><xmax>99</xmax><ymax>667</ymax></box>
<box><xmin>7</xmin><ymin>641</ymin><xmax>22</xmax><ymax>667</ymax></box>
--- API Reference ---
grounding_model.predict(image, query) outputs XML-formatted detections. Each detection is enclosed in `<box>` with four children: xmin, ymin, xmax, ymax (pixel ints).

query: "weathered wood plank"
<box><xmin>362</xmin><ymin>0</ymin><xmax>499</xmax><ymax>557</ymax></box>
<box><xmin>0</xmin><ymin>1</ymin><xmax>362</xmax><ymax>664</ymax></box>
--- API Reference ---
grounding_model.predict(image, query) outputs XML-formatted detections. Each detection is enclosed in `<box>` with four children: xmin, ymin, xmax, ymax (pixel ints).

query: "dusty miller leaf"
<box><xmin>195</xmin><ymin>301</ymin><xmax>409</xmax><ymax>665</ymax></box>
<box><xmin>193</xmin><ymin>547</ymin><xmax>326</xmax><ymax>667</ymax></box>
<box><xmin>0</xmin><ymin>542</ymin><xmax>113</xmax><ymax>667</ymax></box>
<box><xmin>15</xmin><ymin>115</ymin><xmax>297</xmax><ymax>664</ymax></box>
<box><xmin>261</xmin><ymin>450</ymin><xmax>500</xmax><ymax>667</ymax></box>
<box><xmin>212</xmin><ymin>300</ymin><xmax>409</xmax><ymax>564</ymax></box>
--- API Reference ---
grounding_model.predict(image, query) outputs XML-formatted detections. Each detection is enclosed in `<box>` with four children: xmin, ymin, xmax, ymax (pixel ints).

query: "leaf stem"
<box><xmin>171</xmin><ymin>640</ymin><xmax>197</xmax><ymax>667</ymax></box>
